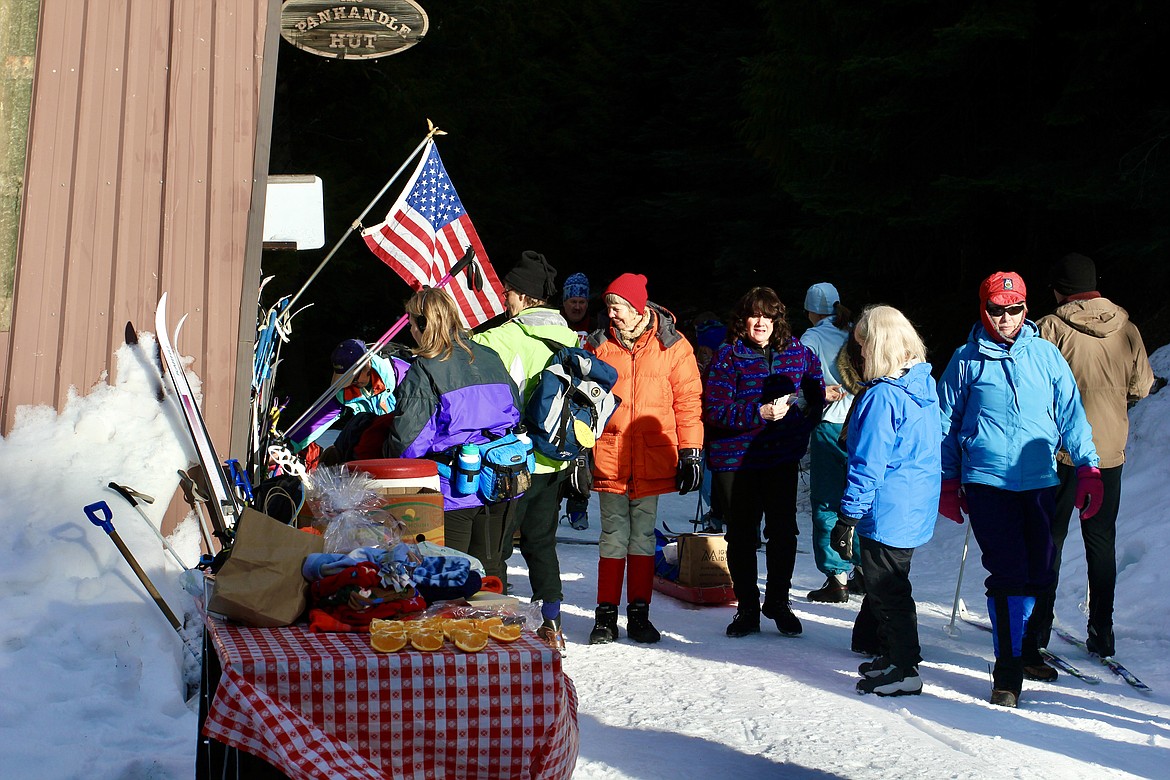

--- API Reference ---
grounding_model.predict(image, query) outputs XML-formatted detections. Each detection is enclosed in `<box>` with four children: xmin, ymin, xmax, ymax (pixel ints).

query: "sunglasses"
<box><xmin>985</xmin><ymin>303</ymin><xmax>1026</xmax><ymax>317</ymax></box>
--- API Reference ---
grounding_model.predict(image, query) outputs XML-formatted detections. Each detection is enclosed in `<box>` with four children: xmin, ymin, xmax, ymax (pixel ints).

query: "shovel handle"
<box><xmin>85</xmin><ymin>501</ymin><xmax>114</xmax><ymax>534</ymax></box>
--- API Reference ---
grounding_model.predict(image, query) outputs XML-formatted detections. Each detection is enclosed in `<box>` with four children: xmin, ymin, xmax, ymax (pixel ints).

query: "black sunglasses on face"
<box><xmin>986</xmin><ymin>303</ymin><xmax>1026</xmax><ymax>317</ymax></box>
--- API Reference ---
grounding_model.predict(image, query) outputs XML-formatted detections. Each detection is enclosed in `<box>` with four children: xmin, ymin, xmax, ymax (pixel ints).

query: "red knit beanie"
<box><xmin>604</xmin><ymin>273</ymin><xmax>649</xmax><ymax>312</ymax></box>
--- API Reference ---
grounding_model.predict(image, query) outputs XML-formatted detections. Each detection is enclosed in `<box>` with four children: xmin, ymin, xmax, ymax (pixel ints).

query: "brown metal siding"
<box><xmin>2</xmin><ymin>0</ymin><xmax>277</xmax><ymax>461</ymax></box>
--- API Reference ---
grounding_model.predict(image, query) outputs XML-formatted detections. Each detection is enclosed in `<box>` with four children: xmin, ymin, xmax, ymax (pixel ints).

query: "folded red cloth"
<box><xmin>307</xmin><ymin>593</ymin><xmax>427</xmax><ymax>632</ymax></box>
<box><xmin>310</xmin><ymin>562</ymin><xmax>381</xmax><ymax>600</ymax></box>
<box><xmin>308</xmin><ymin>608</ymin><xmax>367</xmax><ymax>633</ymax></box>
<box><xmin>479</xmin><ymin>576</ymin><xmax>504</xmax><ymax>594</ymax></box>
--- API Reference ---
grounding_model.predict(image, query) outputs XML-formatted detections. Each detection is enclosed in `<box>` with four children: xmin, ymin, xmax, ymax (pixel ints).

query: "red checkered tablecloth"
<box><xmin>202</xmin><ymin>617</ymin><xmax>579</xmax><ymax>780</ymax></box>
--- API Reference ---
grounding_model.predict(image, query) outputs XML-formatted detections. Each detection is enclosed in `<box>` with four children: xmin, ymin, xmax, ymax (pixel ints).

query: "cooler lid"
<box><xmin>345</xmin><ymin>458</ymin><xmax>439</xmax><ymax>479</ymax></box>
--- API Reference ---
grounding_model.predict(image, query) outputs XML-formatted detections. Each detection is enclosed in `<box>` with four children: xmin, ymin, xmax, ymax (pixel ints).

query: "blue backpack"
<box><xmin>525</xmin><ymin>340</ymin><xmax>621</xmax><ymax>462</ymax></box>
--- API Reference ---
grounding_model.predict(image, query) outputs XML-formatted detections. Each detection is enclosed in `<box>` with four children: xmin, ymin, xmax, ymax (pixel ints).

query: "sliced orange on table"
<box><xmin>474</xmin><ymin>616</ymin><xmax>504</xmax><ymax>632</ymax></box>
<box><xmin>487</xmin><ymin>623</ymin><xmax>523</xmax><ymax>642</ymax></box>
<box><xmin>370</xmin><ymin>632</ymin><xmax>409</xmax><ymax>653</ymax></box>
<box><xmin>449</xmin><ymin>627</ymin><xmax>490</xmax><ymax>653</ymax></box>
<box><xmin>370</xmin><ymin>618</ymin><xmax>409</xmax><ymax>636</ymax></box>
<box><xmin>408</xmin><ymin>628</ymin><xmax>445</xmax><ymax>652</ymax></box>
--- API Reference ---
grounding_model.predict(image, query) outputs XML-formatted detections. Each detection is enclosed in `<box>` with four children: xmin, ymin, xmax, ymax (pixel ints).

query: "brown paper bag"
<box><xmin>207</xmin><ymin>508</ymin><xmax>323</xmax><ymax>627</ymax></box>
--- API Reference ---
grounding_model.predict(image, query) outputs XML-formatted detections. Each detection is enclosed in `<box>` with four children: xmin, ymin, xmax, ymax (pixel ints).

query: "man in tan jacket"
<box><xmin>1030</xmin><ymin>253</ymin><xmax>1155</xmax><ymax>668</ymax></box>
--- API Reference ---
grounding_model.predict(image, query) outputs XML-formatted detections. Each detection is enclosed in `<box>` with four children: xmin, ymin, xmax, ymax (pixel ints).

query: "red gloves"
<box><xmin>938</xmin><ymin>478</ymin><xmax>967</xmax><ymax>524</ymax></box>
<box><xmin>1076</xmin><ymin>465</ymin><xmax>1104</xmax><ymax>520</ymax></box>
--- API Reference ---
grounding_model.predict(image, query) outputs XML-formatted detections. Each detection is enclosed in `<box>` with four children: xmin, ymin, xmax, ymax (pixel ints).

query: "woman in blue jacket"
<box><xmin>832</xmin><ymin>305</ymin><xmax>940</xmax><ymax>697</ymax></box>
<box><xmin>386</xmin><ymin>287</ymin><xmax>523</xmax><ymax>583</ymax></box>
<box><xmin>937</xmin><ymin>271</ymin><xmax>1102</xmax><ymax>708</ymax></box>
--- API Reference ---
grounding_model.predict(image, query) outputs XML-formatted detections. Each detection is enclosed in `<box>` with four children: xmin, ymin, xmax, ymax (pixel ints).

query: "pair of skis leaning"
<box><xmin>127</xmin><ymin>296</ymin><xmax>243</xmax><ymax>549</ymax></box>
<box><xmin>957</xmin><ymin>601</ymin><xmax>1149</xmax><ymax>691</ymax></box>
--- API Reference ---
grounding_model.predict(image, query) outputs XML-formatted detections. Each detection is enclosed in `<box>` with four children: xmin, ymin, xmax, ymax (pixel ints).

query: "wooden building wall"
<box><xmin>1</xmin><ymin>0</ymin><xmax>280</xmax><ymax>470</ymax></box>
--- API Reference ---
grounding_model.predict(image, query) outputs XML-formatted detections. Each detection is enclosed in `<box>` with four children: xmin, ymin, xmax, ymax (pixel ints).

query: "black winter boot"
<box><xmin>762</xmin><ymin>600</ymin><xmax>803</xmax><ymax>636</ymax></box>
<box><xmin>992</xmin><ymin>656</ymin><xmax>1024</xmax><ymax>707</ymax></box>
<box><xmin>626</xmin><ymin>601</ymin><xmax>661</xmax><ymax>644</ymax></box>
<box><xmin>588</xmin><ymin>603</ymin><xmax>619</xmax><ymax>645</ymax></box>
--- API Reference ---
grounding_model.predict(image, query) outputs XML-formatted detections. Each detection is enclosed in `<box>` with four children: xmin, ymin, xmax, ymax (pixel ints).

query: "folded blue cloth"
<box><xmin>411</xmin><ymin>556</ymin><xmax>471</xmax><ymax>588</ymax></box>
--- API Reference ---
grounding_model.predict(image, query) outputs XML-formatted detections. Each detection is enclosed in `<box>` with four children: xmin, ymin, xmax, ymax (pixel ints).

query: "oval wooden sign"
<box><xmin>280</xmin><ymin>0</ymin><xmax>429</xmax><ymax>60</ymax></box>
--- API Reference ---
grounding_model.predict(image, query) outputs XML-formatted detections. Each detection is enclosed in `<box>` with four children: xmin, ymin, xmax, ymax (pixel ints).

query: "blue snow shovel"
<box><xmin>85</xmin><ymin>500</ymin><xmax>182</xmax><ymax>631</ymax></box>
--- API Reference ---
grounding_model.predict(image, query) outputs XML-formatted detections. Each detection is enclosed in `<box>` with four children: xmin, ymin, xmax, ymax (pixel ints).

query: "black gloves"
<box><xmin>831</xmin><ymin>514</ymin><xmax>859</xmax><ymax>560</ymax></box>
<box><xmin>676</xmin><ymin>448</ymin><xmax>704</xmax><ymax>495</ymax></box>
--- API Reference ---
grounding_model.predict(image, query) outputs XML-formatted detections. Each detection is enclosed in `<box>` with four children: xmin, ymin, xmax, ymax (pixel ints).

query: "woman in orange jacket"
<box><xmin>584</xmin><ymin>273</ymin><xmax>704</xmax><ymax>644</ymax></box>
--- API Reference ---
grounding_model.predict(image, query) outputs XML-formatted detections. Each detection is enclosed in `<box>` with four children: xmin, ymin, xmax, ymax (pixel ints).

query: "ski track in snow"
<box><xmin>1</xmin><ymin>337</ymin><xmax>1169</xmax><ymax>778</ymax></box>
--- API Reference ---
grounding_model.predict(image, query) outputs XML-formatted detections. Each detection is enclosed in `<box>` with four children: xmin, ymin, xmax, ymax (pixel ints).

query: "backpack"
<box><xmin>525</xmin><ymin>339</ymin><xmax>621</xmax><ymax>462</ymax></box>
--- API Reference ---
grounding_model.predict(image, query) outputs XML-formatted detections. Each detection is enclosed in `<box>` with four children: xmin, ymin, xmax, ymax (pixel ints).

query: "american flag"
<box><xmin>361</xmin><ymin>140</ymin><xmax>505</xmax><ymax>327</ymax></box>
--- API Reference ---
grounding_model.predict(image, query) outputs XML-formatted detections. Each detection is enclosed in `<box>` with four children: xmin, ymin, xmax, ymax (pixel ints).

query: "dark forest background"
<box><xmin>265</xmin><ymin>0</ymin><xmax>1170</xmax><ymax>411</ymax></box>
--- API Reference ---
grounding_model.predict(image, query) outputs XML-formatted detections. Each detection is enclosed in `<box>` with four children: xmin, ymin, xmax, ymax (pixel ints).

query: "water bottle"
<box><xmin>453</xmin><ymin>444</ymin><xmax>480</xmax><ymax>496</ymax></box>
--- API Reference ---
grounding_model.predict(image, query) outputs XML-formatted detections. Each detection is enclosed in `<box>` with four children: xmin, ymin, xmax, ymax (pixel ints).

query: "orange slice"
<box><xmin>474</xmin><ymin>616</ymin><xmax>504</xmax><ymax>631</ymax></box>
<box><xmin>370</xmin><ymin>619</ymin><xmax>408</xmax><ymax>636</ymax></box>
<box><xmin>450</xmin><ymin>627</ymin><xmax>489</xmax><ymax>652</ymax></box>
<box><xmin>370</xmin><ymin>632</ymin><xmax>408</xmax><ymax>653</ymax></box>
<box><xmin>441</xmin><ymin>618</ymin><xmax>476</xmax><ymax>639</ymax></box>
<box><xmin>487</xmin><ymin>623</ymin><xmax>522</xmax><ymax>642</ymax></box>
<box><xmin>409</xmin><ymin>629</ymin><xmax>445</xmax><ymax>652</ymax></box>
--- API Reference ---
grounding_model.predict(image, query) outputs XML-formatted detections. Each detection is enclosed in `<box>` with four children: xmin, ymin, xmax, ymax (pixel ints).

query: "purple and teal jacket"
<box><xmin>386</xmin><ymin>341</ymin><xmax>521</xmax><ymax>510</ymax></box>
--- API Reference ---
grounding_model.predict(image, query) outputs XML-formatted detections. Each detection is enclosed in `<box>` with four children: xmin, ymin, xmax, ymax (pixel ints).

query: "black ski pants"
<box><xmin>716</xmin><ymin>462</ymin><xmax>799</xmax><ymax>613</ymax></box>
<box><xmin>855</xmin><ymin>537</ymin><xmax>920</xmax><ymax>670</ymax></box>
<box><xmin>1031</xmin><ymin>462</ymin><xmax>1122</xmax><ymax>647</ymax></box>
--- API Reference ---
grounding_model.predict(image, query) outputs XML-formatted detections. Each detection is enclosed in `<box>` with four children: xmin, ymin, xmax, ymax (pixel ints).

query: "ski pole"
<box><xmin>281</xmin><ymin>246</ymin><xmax>478</xmax><ymax>445</ymax></box>
<box><xmin>945</xmin><ymin>523</ymin><xmax>973</xmax><ymax>638</ymax></box>
<box><xmin>107</xmin><ymin>483</ymin><xmax>191</xmax><ymax>570</ymax></box>
<box><xmin>85</xmin><ymin>501</ymin><xmax>182</xmax><ymax>631</ymax></box>
<box><xmin>178</xmin><ymin>468</ymin><xmax>217</xmax><ymax>554</ymax></box>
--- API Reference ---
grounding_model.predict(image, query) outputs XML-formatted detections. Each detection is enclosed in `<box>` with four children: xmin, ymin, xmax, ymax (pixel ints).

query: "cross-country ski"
<box><xmin>957</xmin><ymin>602</ymin><xmax>1102</xmax><ymax>685</ymax></box>
<box><xmin>1053</xmin><ymin>626</ymin><xmax>1152</xmax><ymax>693</ymax></box>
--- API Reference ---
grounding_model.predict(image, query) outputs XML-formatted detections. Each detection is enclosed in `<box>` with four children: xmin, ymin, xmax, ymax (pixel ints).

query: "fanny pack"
<box><xmin>477</xmin><ymin>431</ymin><xmax>534</xmax><ymax>502</ymax></box>
<box><xmin>434</xmin><ymin>429</ymin><xmax>535</xmax><ymax>503</ymax></box>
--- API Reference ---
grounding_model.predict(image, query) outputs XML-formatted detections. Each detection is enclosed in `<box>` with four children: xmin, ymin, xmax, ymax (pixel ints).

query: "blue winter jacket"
<box><xmin>703</xmin><ymin>337</ymin><xmax>825</xmax><ymax>471</ymax></box>
<box><xmin>937</xmin><ymin>321</ymin><xmax>1098</xmax><ymax>490</ymax></box>
<box><xmin>386</xmin><ymin>341</ymin><xmax>522</xmax><ymax>510</ymax></box>
<box><xmin>840</xmin><ymin>362</ymin><xmax>941</xmax><ymax>549</ymax></box>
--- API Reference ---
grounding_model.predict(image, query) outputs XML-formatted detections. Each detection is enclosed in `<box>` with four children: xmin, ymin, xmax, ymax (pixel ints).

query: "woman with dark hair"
<box><xmin>386</xmin><ymin>287</ymin><xmax>524</xmax><ymax>583</ymax></box>
<box><xmin>703</xmin><ymin>287</ymin><xmax>825</xmax><ymax>638</ymax></box>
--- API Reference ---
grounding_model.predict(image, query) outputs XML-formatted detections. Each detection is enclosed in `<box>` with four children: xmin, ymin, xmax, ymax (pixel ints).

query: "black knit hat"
<box><xmin>1050</xmin><ymin>253</ymin><xmax>1097</xmax><ymax>295</ymax></box>
<box><xmin>503</xmin><ymin>251</ymin><xmax>558</xmax><ymax>301</ymax></box>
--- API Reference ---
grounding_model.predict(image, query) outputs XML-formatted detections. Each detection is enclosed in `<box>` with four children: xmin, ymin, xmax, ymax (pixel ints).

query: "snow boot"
<box><xmin>589</xmin><ymin>603</ymin><xmax>619</xmax><ymax>645</ymax></box>
<box><xmin>992</xmin><ymin>655</ymin><xmax>1024</xmax><ymax>707</ymax></box>
<box><xmin>762</xmin><ymin>600</ymin><xmax>802</xmax><ymax>636</ymax></box>
<box><xmin>806</xmin><ymin>574</ymin><xmax>848</xmax><ymax>603</ymax></box>
<box><xmin>847</xmin><ymin>567</ymin><xmax>866</xmax><ymax>596</ymax></box>
<box><xmin>1022</xmin><ymin>662</ymin><xmax>1057</xmax><ymax>682</ymax></box>
<box><xmin>858</xmin><ymin>656</ymin><xmax>895</xmax><ymax>678</ymax></box>
<box><xmin>537</xmin><ymin>616</ymin><xmax>566</xmax><ymax>652</ymax></box>
<box><xmin>990</xmin><ymin>689</ymin><xmax>1019</xmax><ymax>708</ymax></box>
<box><xmin>726</xmin><ymin>610</ymin><xmax>761</xmax><ymax>638</ymax></box>
<box><xmin>626</xmin><ymin>601</ymin><xmax>661</xmax><ymax>644</ymax></box>
<box><xmin>1086</xmin><ymin>624</ymin><xmax>1115</xmax><ymax>657</ymax></box>
<box><xmin>856</xmin><ymin>665</ymin><xmax>921</xmax><ymax>696</ymax></box>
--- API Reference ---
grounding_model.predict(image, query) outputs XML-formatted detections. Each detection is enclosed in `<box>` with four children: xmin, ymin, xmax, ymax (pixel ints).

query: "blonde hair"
<box><xmin>404</xmin><ymin>287</ymin><xmax>474</xmax><ymax>362</ymax></box>
<box><xmin>854</xmin><ymin>305</ymin><xmax>926</xmax><ymax>381</ymax></box>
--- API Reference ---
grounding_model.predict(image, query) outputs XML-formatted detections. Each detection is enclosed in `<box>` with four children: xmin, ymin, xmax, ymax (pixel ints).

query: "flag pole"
<box><xmin>279</xmin><ymin>120</ymin><xmax>447</xmax><ymax>322</ymax></box>
<box><xmin>279</xmin><ymin>247</ymin><xmax>478</xmax><ymax>449</ymax></box>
